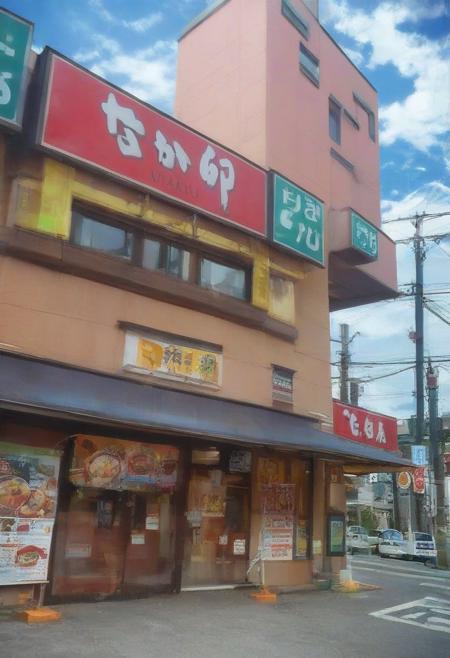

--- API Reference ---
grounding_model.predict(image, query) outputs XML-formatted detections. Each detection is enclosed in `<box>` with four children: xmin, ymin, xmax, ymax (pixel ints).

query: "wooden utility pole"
<box><xmin>427</xmin><ymin>361</ymin><xmax>449</xmax><ymax>568</ymax></box>
<box><xmin>339</xmin><ymin>324</ymin><xmax>350</xmax><ymax>404</ymax></box>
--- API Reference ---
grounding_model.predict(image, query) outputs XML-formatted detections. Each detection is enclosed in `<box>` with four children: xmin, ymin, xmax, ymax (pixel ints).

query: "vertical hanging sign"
<box><xmin>271</xmin><ymin>172</ymin><xmax>324</xmax><ymax>266</ymax></box>
<box><xmin>0</xmin><ymin>8</ymin><xmax>33</xmax><ymax>130</ymax></box>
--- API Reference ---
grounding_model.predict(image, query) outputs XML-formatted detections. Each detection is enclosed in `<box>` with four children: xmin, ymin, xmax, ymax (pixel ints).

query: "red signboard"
<box><xmin>35</xmin><ymin>51</ymin><xmax>266</xmax><ymax>236</ymax></box>
<box><xmin>333</xmin><ymin>400</ymin><xmax>398</xmax><ymax>453</ymax></box>
<box><xmin>412</xmin><ymin>467</ymin><xmax>426</xmax><ymax>494</ymax></box>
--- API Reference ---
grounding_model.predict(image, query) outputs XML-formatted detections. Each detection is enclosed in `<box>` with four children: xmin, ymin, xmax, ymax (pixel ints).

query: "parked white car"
<box><xmin>378</xmin><ymin>529</ymin><xmax>405</xmax><ymax>558</ymax></box>
<box><xmin>403</xmin><ymin>532</ymin><xmax>437</xmax><ymax>563</ymax></box>
<box><xmin>346</xmin><ymin>526</ymin><xmax>370</xmax><ymax>555</ymax></box>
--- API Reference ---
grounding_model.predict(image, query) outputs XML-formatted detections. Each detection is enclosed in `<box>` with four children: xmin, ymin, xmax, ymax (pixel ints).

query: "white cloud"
<box><xmin>123</xmin><ymin>13</ymin><xmax>163</xmax><ymax>33</ymax></box>
<box><xmin>75</xmin><ymin>38</ymin><xmax>178</xmax><ymax>109</ymax></box>
<box><xmin>391</xmin><ymin>189</ymin><xmax>399</xmax><ymax>196</ymax></box>
<box><xmin>321</xmin><ymin>1</ymin><xmax>450</xmax><ymax>152</ymax></box>
<box><xmin>415</xmin><ymin>166</ymin><xmax>427</xmax><ymax>172</ymax></box>
<box><xmin>88</xmin><ymin>0</ymin><xmax>115</xmax><ymax>24</ymax></box>
<box><xmin>342</xmin><ymin>46</ymin><xmax>364</xmax><ymax>67</ymax></box>
<box><xmin>88</xmin><ymin>1</ymin><xmax>163</xmax><ymax>34</ymax></box>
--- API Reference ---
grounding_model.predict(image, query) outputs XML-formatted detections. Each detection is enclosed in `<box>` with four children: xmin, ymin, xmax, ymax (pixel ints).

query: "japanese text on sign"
<box><xmin>272</xmin><ymin>173</ymin><xmax>324</xmax><ymax>266</ymax></box>
<box><xmin>333</xmin><ymin>400</ymin><xmax>398</xmax><ymax>452</ymax></box>
<box><xmin>351</xmin><ymin>211</ymin><xmax>378</xmax><ymax>260</ymax></box>
<box><xmin>38</xmin><ymin>53</ymin><xmax>266</xmax><ymax>236</ymax></box>
<box><xmin>0</xmin><ymin>9</ymin><xmax>33</xmax><ymax>127</ymax></box>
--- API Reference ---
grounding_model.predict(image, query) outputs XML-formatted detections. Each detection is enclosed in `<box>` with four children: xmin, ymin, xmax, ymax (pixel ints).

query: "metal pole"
<box><xmin>427</xmin><ymin>361</ymin><xmax>449</xmax><ymax>568</ymax></box>
<box><xmin>414</xmin><ymin>215</ymin><xmax>425</xmax><ymax>445</ymax></box>
<box><xmin>350</xmin><ymin>381</ymin><xmax>359</xmax><ymax>407</ymax></box>
<box><xmin>340</xmin><ymin>324</ymin><xmax>350</xmax><ymax>404</ymax></box>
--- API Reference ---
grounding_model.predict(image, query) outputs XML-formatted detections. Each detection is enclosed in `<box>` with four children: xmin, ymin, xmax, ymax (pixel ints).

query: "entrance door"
<box><xmin>182</xmin><ymin>466</ymin><xmax>250</xmax><ymax>587</ymax></box>
<box><xmin>51</xmin><ymin>488</ymin><xmax>176</xmax><ymax>600</ymax></box>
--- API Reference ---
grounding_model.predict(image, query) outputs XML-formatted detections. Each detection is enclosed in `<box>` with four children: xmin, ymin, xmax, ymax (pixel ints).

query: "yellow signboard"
<box><xmin>123</xmin><ymin>331</ymin><xmax>222</xmax><ymax>387</ymax></box>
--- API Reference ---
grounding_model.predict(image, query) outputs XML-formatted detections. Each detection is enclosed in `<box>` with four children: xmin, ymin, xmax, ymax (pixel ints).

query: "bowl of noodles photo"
<box><xmin>0</xmin><ymin>476</ymin><xmax>31</xmax><ymax>514</ymax></box>
<box><xmin>85</xmin><ymin>450</ymin><xmax>122</xmax><ymax>488</ymax></box>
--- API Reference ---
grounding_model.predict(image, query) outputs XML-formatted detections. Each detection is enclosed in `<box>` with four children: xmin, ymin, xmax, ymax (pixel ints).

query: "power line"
<box><xmin>395</xmin><ymin>232</ymin><xmax>450</xmax><ymax>245</ymax></box>
<box><xmin>383</xmin><ymin>211</ymin><xmax>450</xmax><ymax>225</ymax></box>
<box><xmin>424</xmin><ymin>301</ymin><xmax>450</xmax><ymax>327</ymax></box>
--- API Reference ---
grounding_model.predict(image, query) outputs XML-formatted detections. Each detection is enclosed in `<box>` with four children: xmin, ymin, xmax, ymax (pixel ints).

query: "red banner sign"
<box><xmin>35</xmin><ymin>51</ymin><xmax>266</xmax><ymax>236</ymax></box>
<box><xmin>333</xmin><ymin>400</ymin><xmax>398</xmax><ymax>452</ymax></box>
<box><xmin>412</xmin><ymin>467</ymin><xmax>426</xmax><ymax>494</ymax></box>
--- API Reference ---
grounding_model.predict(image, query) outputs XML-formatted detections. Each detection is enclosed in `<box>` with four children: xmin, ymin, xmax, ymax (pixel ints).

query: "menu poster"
<box><xmin>257</xmin><ymin>457</ymin><xmax>285</xmax><ymax>486</ymax></box>
<box><xmin>264</xmin><ymin>514</ymin><xmax>293</xmax><ymax>531</ymax></box>
<box><xmin>262</xmin><ymin>484</ymin><xmax>295</xmax><ymax>514</ymax></box>
<box><xmin>294</xmin><ymin>520</ymin><xmax>310</xmax><ymax>560</ymax></box>
<box><xmin>188</xmin><ymin>480</ymin><xmax>226</xmax><ymax>518</ymax></box>
<box><xmin>0</xmin><ymin>443</ymin><xmax>61</xmax><ymax>586</ymax></box>
<box><xmin>70</xmin><ymin>435</ymin><xmax>179</xmax><ymax>492</ymax></box>
<box><xmin>327</xmin><ymin>514</ymin><xmax>345</xmax><ymax>556</ymax></box>
<box><xmin>262</xmin><ymin>529</ymin><xmax>293</xmax><ymax>561</ymax></box>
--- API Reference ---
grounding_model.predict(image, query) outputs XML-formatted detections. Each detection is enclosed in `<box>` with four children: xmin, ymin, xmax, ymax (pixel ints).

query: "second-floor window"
<box><xmin>72</xmin><ymin>211</ymin><xmax>133</xmax><ymax>260</ymax></box>
<box><xmin>70</xmin><ymin>208</ymin><xmax>250</xmax><ymax>301</ymax></box>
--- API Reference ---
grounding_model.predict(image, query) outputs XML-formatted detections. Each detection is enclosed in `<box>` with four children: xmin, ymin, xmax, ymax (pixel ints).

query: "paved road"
<box><xmin>1</xmin><ymin>556</ymin><xmax>449</xmax><ymax>658</ymax></box>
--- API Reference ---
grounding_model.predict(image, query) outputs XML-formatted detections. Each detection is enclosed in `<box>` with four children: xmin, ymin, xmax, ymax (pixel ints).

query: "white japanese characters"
<box><xmin>101</xmin><ymin>94</ymin><xmax>237</xmax><ymax>212</ymax></box>
<box><xmin>199</xmin><ymin>145</ymin><xmax>235</xmax><ymax>211</ymax></box>
<box><xmin>0</xmin><ymin>72</ymin><xmax>12</xmax><ymax>106</ymax></box>
<box><xmin>0</xmin><ymin>35</ymin><xmax>15</xmax><ymax>106</ymax></box>
<box><xmin>279</xmin><ymin>186</ymin><xmax>322</xmax><ymax>253</ymax></box>
<box><xmin>154</xmin><ymin>130</ymin><xmax>191</xmax><ymax>173</ymax></box>
<box><xmin>342</xmin><ymin>408</ymin><xmax>386</xmax><ymax>444</ymax></box>
<box><xmin>101</xmin><ymin>93</ymin><xmax>145</xmax><ymax>158</ymax></box>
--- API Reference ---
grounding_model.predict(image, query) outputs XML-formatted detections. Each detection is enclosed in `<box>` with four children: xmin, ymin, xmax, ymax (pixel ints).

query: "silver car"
<box><xmin>378</xmin><ymin>529</ymin><xmax>405</xmax><ymax>558</ymax></box>
<box><xmin>346</xmin><ymin>526</ymin><xmax>370</xmax><ymax>555</ymax></box>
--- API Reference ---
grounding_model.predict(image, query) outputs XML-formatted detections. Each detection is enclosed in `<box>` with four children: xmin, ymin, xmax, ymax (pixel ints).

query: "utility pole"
<box><xmin>414</xmin><ymin>214</ymin><xmax>425</xmax><ymax>446</ymax></box>
<box><xmin>427</xmin><ymin>361</ymin><xmax>449</xmax><ymax>569</ymax></box>
<box><xmin>350</xmin><ymin>380</ymin><xmax>360</xmax><ymax>407</ymax></box>
<box><xmin>339</xmin><ymin>324</ymin><xmax>350</xmax><ymax>404</ymax></box>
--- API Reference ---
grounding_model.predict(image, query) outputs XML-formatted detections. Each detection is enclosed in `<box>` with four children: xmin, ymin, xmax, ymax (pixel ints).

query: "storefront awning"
<box><xmin>0</xmin><ymin>352</ymin><xmax>411</xmax><ymax>470</ymax></box>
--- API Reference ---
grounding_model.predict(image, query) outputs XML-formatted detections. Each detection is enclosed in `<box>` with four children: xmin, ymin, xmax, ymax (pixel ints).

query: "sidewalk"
<box><xmin>1</xmin><ymin>586</ymin><xmax>449</xmax><ymax>658</ymax></box>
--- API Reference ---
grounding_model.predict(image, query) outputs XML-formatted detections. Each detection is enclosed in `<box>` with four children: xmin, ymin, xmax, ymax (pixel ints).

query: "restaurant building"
<box><xmin>0</xmin><ymin>2</ymin><xmax>409</xmax><ymax>606</ymax></box>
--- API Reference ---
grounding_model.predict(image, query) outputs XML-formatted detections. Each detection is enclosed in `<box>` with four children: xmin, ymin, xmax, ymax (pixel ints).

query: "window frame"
<box><xmin>328</xmin><ymin>97</ymin><xmax>342</xmax><ymax>145</ymax></box>
<box><xmin>198</xmin><ymin>253</ymin><xmax>251</xmax><ymax>302</ymax></box>
<box><xmin>281</xmin><ymin>0</ymin><xmax>309</xmax><ymax>39</ymax></box>
<box><xmin>353</xmin><ymin>92</ymin><xmax>376</xmax><ymax>142</ymax></box>
<box><xmin>70</xmin><ymin>209</ymin><xmax>135</xmax><ymax>262</ymax></box>
<box><xmin>70</xmin><ymin>205</ymin><xmax>251</xmax><ymax>302</ymax></box>
<box><xmin>299</xmin><ymin>43</ymin><xmax>320</xmax><ymax>87</ymax></box>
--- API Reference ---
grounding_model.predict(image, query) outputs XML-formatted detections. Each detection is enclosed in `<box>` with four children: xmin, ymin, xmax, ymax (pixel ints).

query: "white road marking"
<box><xmin>353</xmin><ymin>566</ymin><xmax>447</xmax><ymax>582</ymax></box>
<box><xmin>352</xmin><ymin>558</ymin><xmax>442</xmax><ymax>576</ymax></box>
<box><xmin>420</xmin><ymin>583</ymin><xmax>450</xmax><ymax>594</ymax></box>
<box><xmin>403</xmin><ymin>611</ymin><xmax>427</xmax><ymax>619</ymax></box>
<box><xmin>370</xmin><ymin>597</ymin><xmax>450</xmax><ymax>634</ymax></box>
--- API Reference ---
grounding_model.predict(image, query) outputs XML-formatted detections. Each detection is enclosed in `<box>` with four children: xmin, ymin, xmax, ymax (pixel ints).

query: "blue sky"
<box><xmin>3</xmin><ymin>0</ymin><xmax>450</xmax><ymax>422</ymax></box>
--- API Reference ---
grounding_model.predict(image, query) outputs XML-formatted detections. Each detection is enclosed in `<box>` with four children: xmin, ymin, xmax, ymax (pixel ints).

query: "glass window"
<box><xmin>200</xmin><ymin>258</ymin><xmax>247</xmax><ymax>300</ymax></box>
<box><xmin>329</xmin><ymin>98</ymin><xmax>341</xmax><ymax>144</ymax></box>
<box><xmin>71</xmin><ymin>211</ymin><xmax>133</xmax><ymax>260</ymax></box>
<box><xmin>167</xmin><ymin>245</ymin><xmax>190</xmax><ymax>280</ymax></box>
<box><xmin>142</xmin><ymin>238</ymin><xmax>161</xmax><ymax>270</ymax></box>
<box><xmin>142</xmin><ymin>238</ymin><xmax>190</xmax><ymax>281</ymax></box>
<box><xmin>281</xmin><ymin>0</ymin><xmax>309</xmax><ymax>39</ymax></box>
<box><xmin>269</xmin><ymin>275</ymin><xmax>295</xmax><ymax>324</ymax></box>
<box><xmin>272</xmin><ymin>366</ymin><xmax>294</xmax><ymax>403</ymax></box>
<box><xmin>300</xmin><ymin>44</ymin><xmax>319</xmax><ymax>86</ymax></box>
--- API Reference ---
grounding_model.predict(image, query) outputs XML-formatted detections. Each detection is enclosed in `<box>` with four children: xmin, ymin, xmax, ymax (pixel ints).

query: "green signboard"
<box><xmin>272</xmin><ymin>173</ymin><xmax>324</xmax><ymax>266</ymax></box>
<box><xmin>351</xmin><ymin>211</ymin><xmax>378</xmax><ymax>260</ymax></box>
<box><xmin>0</xmin><ymin>8</ymin><xmax>33</xmax><ymax>128</ymax></box>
